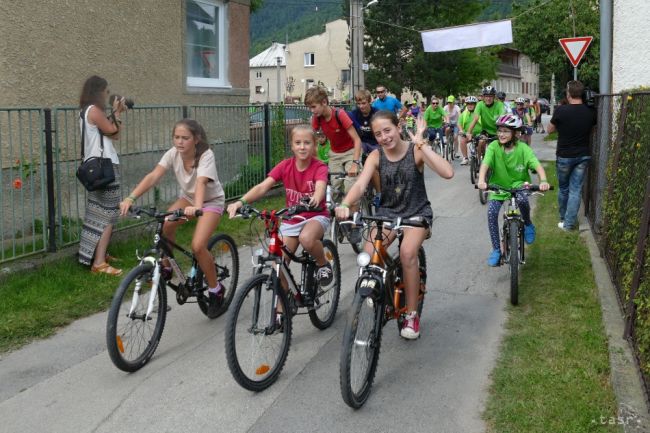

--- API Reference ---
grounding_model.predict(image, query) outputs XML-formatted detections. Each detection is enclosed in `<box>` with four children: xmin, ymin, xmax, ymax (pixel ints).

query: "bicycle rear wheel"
<box><xmin>197</xmin><ymin>233</ymin><xmax>239</xmax><ymax>319</ymax></box>
<box><xmin>508</xmin><ymin>220</ymin><xmax>520</xmax><ymax>305</ymax></box>
<box><xmin>309</xmin><ymin>239</ymin><xmax>341</xmax><ymax>329</ymax></box>
<box><xmin>106</xmin><ymin>263</ymin><xmax>167</xmax><ymax>372</ymax></box>
<box><xmin>340</xmin><ymin>291</ymin><xmax>383</xmax><ymax>409</ymax></box>
<box><xmin>225</xmin><ymin>273</ymin><xmax>291</xmax><ymax>391</ymax></box>
<box><xmin>470</xmin><ymin>156</ymin><xmax>477</xmax><ymax>184</ymax></box>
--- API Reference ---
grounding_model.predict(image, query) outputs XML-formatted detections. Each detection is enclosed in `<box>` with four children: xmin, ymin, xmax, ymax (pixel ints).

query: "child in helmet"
<box><xmin>477</xmin><ymin>114</ymin><xmax>550</xmax><ymax>266</ymax></box>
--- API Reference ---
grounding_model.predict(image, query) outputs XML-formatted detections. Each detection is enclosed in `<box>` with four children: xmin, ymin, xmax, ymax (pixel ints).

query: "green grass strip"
<box><xmin>0</xmin><ymin>194</ymin><xmax>286</xmax><ymax>354</ymax></box>
<box><xmin>484</xmin><ymin>164</ymin><xmax>621</xmax><ymax>433</ymax></box>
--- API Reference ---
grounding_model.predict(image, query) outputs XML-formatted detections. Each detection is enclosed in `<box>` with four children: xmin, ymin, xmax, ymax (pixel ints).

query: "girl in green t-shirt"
<box><xmin>315</xmin><ymin>130</ymin><xmax>330</xmax><ymax>164</ymax></box>
<box><xmin>477</xmin><ymin>114</ymin><xmax>550</xmax><ymax>267</ymax></box>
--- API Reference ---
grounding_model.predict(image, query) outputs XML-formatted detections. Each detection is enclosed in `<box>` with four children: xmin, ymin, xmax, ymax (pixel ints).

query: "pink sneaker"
<box><xmin>400</xmin><ymin>311</ymin><xmax>420</xmax><ymax>339</ymax></box>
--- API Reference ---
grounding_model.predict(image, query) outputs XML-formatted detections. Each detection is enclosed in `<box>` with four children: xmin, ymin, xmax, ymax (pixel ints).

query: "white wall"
<box><xmin>612</xmin><ymin>0</ymin><xmax>650</xmax><ymax>92</ymax></box>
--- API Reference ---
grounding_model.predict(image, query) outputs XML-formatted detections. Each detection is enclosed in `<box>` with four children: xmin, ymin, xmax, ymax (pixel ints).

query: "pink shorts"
<box><xmin>202</xmin><ymin>206</ymin><xmax>224</xmax><ymax>215</ymax></box>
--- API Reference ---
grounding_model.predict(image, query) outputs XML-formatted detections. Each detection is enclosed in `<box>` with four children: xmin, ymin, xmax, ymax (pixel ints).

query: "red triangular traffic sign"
<box><xmin>559</xmin><ymin>36</ymin><xmax>593</xmax><ymax>67</ymax></box>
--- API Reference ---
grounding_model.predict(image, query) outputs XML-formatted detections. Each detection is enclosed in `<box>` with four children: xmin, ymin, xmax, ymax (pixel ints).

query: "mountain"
<box><xmin>249</xmin><ymin>0</ymin><xmax>343</xmax><ymax>57</ymax></box>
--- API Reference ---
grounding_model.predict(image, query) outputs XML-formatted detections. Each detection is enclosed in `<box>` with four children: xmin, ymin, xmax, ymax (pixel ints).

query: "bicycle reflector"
<box><xmin>256</xmin><ymin>364</ymin><xmax>270</xmax><ymax>375</ymax></box>
<box><xmin>116</xmin><ymin>336</ymin><xmax>125</xmax><ymax>354</ymax></box>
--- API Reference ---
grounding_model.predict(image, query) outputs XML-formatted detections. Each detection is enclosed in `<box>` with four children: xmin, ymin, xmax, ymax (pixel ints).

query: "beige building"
<box><xmin>492</xmin><ymin>48</ymin><xmax>540</xmax><ymax>100</ymax></box>
<box><xmin>250</xmin><ymin>19</ymin><xmax>350</xmax><ymax>103</ymax></box>
<box><xmin>0</xmin><ymin>0</ymin><xmax>251</xmax><ymax>107</ymax></box>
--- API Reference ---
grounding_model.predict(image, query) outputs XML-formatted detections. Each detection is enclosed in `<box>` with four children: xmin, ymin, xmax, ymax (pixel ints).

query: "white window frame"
<box><xmin>304</xmin><ymin>52</ymin><xmax>315</xmax><ymax>67</ymax></box>
<box><xmin>185</xmin><ymin>0</ymin><xmax>230</xmax><ymax>89</ymax></box>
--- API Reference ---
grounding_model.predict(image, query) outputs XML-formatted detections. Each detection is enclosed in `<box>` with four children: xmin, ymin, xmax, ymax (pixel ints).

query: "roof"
<box><xmin>249</xmin><ymin>42</ymin><xmax>286</xmax><ymax>68</ymax></box>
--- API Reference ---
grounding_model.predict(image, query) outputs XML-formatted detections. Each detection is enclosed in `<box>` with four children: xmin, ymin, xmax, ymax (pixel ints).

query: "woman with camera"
<box><xmin>78</xmin><ymin>75</ymin><xmax>128</xmax><ymax>275</ymax></box>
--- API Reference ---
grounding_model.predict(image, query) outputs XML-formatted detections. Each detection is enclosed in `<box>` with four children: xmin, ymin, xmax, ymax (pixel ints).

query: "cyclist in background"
<box><xmin>457</xmin><ymin>95</ymin><xmax>482</xmax><ymax>165</ymax></box>
<box><xmin>424</xmin><ymin>97</ymin><xmax>447</xmax><ymax>148</ymax></box>
<box><xmin>466</xmin><ymin>86</ymin><xmax>507</xmax><ymax>159</ymax></box>
<box><xmin>444</xmin><ymin>95</ymin><xmax>461</xmax><ymax>158</ymax></box>
<box><xmin>315</xmin><ymin>129</ymin><xmax>330</xmax><ymax>164</ymax></box>
<box><xmin>497</xmin><ymin>91</ymin><xmax>512</xmax><ymax>114</ymax></box>
<box><xmin>350</xmin><ymin>89</ymin><xmax>381</xmax><ymax>204</ymax></box>
<box><xmin>513</xmin><ymin>97</ymin><xmax>533</xmax><ymax>145</ymax></box>
<box><xmin>477</xmin><ymin>114</ymin><xmax>550</xmax><ymax>266</ymax></box>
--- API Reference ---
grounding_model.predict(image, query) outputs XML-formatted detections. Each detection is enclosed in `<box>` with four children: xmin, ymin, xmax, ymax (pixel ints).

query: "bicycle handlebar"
<box><xmin>340</xmin><ymin>212</ymin><xmax>428</xmax><ymax>230</ymax></box>
<box><xmin>236</xmin><ymin>202</ymin><xmax>322</xmax><ymax>220</ymax></box>
<box><xmin>130</xmin><ymin>206</ymin><xmax>203</xmax><ymax>220</ymax></box>
<box><xmin>473</xmin><ymin>184</ymin><xmax>554</xmax><ymax>192</ymax></box>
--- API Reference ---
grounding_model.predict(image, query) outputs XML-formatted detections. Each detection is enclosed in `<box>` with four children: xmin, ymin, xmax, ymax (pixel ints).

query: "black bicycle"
<box><xmin>478</xmin><ymin>184</ymin><xmax>552</xmax><ymax>305</ymax></box>
<box><xmin>225</xmin><ymin>204</ymin><xmax>341</xmax><ymax>391</ymax></box>
<box><xmin>339</xmin><ymin>214</ymin><xmax>428</xmax><ymax>408</ymax></box>
<box><xmin>106</xmin><ymin>206</ymin><xmax>239</xmax><ymax>372</ymax></box>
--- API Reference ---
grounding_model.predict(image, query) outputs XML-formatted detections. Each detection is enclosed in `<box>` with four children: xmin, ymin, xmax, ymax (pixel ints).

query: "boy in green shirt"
<box><xmin>458</xmin><ymin>95</ymin><xmax>482</xmax><ymax>165</ymax></box>
<box><xmin>315</xmin><ymin>130</ymin><xmax>330</xmax><ymax>164</ymax></box>
<box><xmin>423</xmin><ymin>97</ymin><xmax>448</xmax><ymax>147</ymax></box>
<box><xmin>467</xmin><ymin>86</ymin><xmax>507</xmax><ymax>159</ymax></box>
<box><xmin>478</xmin><ymin>114</ymin><xmax>550</xmax><ymax>266</ymax></box>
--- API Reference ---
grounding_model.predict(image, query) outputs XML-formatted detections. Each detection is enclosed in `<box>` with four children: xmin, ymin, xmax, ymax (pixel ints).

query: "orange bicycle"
<box><xmin>339</xmin><ymin>214</ymin><xmax>427</xmax><ymax>408</ymax></box>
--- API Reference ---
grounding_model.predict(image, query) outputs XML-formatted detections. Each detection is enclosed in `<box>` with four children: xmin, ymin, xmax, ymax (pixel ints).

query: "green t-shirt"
<box><xmin>424</xmin><ymin>105</ymin><xmax>446</xmax><ymax>128</ymax></box>
<box><xmin>473</xmin><ymin>100</ymin><xmax>506</xmax><ymax>135</ymax></box>
<box><xmin>317</xmin><ymin>140</ymin><xmax>330</xmax><ymax>164</ymax></box>
<box><xmin>482</xmin><ymin>139</ymin><xmax>541</xmax><ymax>201</ymax></box>
<box><xmin>459</xmin><ymin>109</ymin><xmax>482</xmax><ymax>135</ymax></box>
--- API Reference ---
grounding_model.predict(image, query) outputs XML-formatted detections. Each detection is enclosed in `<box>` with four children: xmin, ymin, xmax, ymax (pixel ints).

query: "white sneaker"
<box><xmin>460</xmin><ymin>158</ymin><xmax>469</xmax><ymax>165</ymax></box>
<box><xmin>557</xmin><ymin>221</ymin><xmax>564</xmax><ymax>229</ymax></box>
<box><xmin>400</xmin><ymin>311</ymin><xmax>420</xmax><ymax>339</ymax></box>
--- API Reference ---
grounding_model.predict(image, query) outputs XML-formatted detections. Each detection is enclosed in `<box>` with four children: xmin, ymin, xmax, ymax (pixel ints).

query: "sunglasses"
<box><xmin>431</xmin><ymin>102</ymin><xmax>438</xmax><ymax>105</ymax></box>
<box><xmin>376</xmin><ymin>90</ymin><xmax>386</xmax><ymax>93</ymax></box>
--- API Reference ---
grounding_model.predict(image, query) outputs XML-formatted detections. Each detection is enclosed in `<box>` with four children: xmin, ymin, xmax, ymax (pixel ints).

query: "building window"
<box><xmin>304</xmin><ymin>53</ymin><xmax>315</xmax><ymax>67</ymax></box>
<box><xmin>185</xmin><ymin>0</ymin><xmax>229</xmax><ymax>88</ymax></box>
<box><xmin>306</xmin><ymin>79</ymin><xmax>315</xmax><ymax>89</ymax></box>
<box><xmin>255</xmin><ymin>71</ymin><xmax>262</xmax><ymax>79</ymax></box>
<box><xmin>341</xmin><ymin>69</ymin><xmax>350</xmax><ymax>84</ymax></box>
<box><xmin>255</xmin><ymin>86</ymin><xmax>264</xmax><ymax>94</ymax></box>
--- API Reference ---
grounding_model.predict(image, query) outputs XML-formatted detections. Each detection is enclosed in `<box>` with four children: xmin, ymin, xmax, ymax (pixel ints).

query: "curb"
<box><xmin>581</xmin><ymin>214</ymin><xmax>650</xmax><ymax>431</ymax></box>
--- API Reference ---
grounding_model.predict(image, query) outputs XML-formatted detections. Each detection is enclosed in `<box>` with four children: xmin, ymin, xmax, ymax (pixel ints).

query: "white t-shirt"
<box><xmin>158</xmin><ymin>148</ymin><xmax>225</xmax><ymax>207</ymax></box>
<box><xmin>444</xmin><ymin>104</ymin><xmax>461</xmax><ymax>124</ymax></box>
<box><xmin>81</xmin><ymin>106</ymin><xmax>119</xmax><ymax>164</ymax></box>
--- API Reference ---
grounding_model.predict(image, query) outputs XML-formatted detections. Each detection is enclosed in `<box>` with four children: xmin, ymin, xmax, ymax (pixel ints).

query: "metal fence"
<box><xmin>585</xmin><ymin>91</ymin><xmax>650</xmax><ymax>397</ymax></box>
<box><xmin>0</xmin><ymin>102</ymin><xmax>333</xmax><ymax>263</ymax></box>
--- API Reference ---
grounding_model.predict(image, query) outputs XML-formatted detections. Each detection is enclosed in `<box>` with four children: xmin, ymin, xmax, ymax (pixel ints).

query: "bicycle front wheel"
<box><xmin>340</xmin><ymin>291</ymin><xmax>383</xmax><ymax>409</ymax></box>
<box><xmin>225</xmin><ymin>273</ymin><xmax>291</xmax><ymax>391</ymax></box>
<box><xmin>309</xmin><ymin>239</ymin><xmax>341</xmax><ymax>329</ymax></box>
<box><xmin>508</xmin><ymin>220</ymin><xmax>520</xmax><ymax>305</ymax></box>
<box><xmin>106</xmin><ymin>263</ymin><xmax>167</xmax><ymax>372</ymax></box>
<box><xmin>197</xmin><ymin>233</ymin><xmax>239</xmax><ymax>319</ymax></box>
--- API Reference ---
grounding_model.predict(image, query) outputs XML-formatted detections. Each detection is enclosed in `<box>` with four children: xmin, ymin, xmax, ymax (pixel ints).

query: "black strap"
<box><xmin>316</xmin><ymin>108</ymin><xmax>344</xmax><ymax>131</ymax></box>
<box><xmin>80</xmin><ymin>106</ymin><xmax>104</xmax><ymax>161</ymax></box>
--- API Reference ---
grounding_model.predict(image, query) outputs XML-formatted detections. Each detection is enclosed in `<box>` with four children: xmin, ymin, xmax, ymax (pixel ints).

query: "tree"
<box><xmin>361</xmin><ymin>0</ymin><xmax>499</xmax><ymax>100</ymax></box>
<box><xmin>512</xmin><ymin>0</ymin><xmax>600</xmax><ymax>96</ymax></box>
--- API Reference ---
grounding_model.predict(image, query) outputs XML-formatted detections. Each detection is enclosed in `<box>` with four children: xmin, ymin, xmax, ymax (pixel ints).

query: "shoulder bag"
<box><xmin>76</xmin><ymin>108</ymin><xmax>115</xmax><ymax>191</ymax></box>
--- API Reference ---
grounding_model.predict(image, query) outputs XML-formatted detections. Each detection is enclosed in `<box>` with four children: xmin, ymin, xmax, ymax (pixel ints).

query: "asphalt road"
<box><xmin>0</xmin><ymin>126</ymin><xmax>555</xmax><ymax>433</ymax></box>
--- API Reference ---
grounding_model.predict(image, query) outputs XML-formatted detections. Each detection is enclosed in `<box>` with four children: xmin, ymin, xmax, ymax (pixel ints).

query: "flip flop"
<box><xmin>91</xmin><ymin>262</ymin><xmax>123</xmax><ymax>276</ymax></box>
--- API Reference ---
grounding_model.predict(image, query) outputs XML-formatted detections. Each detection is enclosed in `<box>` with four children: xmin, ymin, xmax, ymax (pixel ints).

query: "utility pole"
<box><xmin>350</xmin><ymin>0</ymin><xmax>376</xmax><ymax>99</ymax></box>
<box><xmin>276</xmin><ymin>56</ymin><xmax>282</xmax><ymax>103</ymax></box>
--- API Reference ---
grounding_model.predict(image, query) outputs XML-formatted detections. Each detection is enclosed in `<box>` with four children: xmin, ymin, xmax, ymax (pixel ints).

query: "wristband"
<box><xmin>239</xmin><ymin>198</ymin><xmax>248</xmax><ymax>206</ymax></box>
<box><xmin>126</xmin><ymin>195</ymin><xmax>136</xmax><ymax>202</ymax></box>
<box><xmin>340</xmin><ymin>203</ymin><xmax>349</xmax><ymax>208</ymax></box>
<box><xmin>540</xmin><ymin>179</ymin><xmax>547</xmax><ymax>183</ymax></box>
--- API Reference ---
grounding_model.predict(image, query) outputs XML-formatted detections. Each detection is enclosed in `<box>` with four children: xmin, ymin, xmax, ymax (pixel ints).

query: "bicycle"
<box><xmin>443</xmin><ymin>123</ymin><xmax>456</xmax><ymax>162</ymax></box>
<box><xmin>467</xmin><ymin>134</ymin><xmax>480</xmax><ymax>185</ymax></box>
<box><xmin>428</xmin><ymin>128</ymin><xmax>444</xmax><ymax>156</ymax></box>
<box><xmin>106</xmin><ymin>206</ymin><xmax>239</xmax><ymax>372</ymax></box>
<box><xmin>475</xmin><ymin>133</ymin><xmax>495</xmax><ymax>205</ymax></box>
<box><xmin>339</xmin><ymin>213</ymin><xmax>428</xmax><ymax>408</ymax></box>
<box><xmin>225</xmin><ymin>203</ymin><xmax>341</xmax><ymax>391</ymax></box>
<box><xmin>326</xmin><ymin>160</ymin><xmax>373</xmax><ymax>254</ymax></box>
<box><xmin>477</xmin><ymin>184</ymin><xmax>552</xmax><ymax>305</ymax></box>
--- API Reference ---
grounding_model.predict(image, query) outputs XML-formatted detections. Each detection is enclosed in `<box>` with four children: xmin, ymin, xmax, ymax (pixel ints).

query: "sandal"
<box><xmin>106</xmin><ymin>254</ymin><xmax>121</xmax><ymax>263</ymax></box>
<box><xmin>91</xmin><ymin>262</ymin><xmax>123</xmax><ymax>276</ymax></box>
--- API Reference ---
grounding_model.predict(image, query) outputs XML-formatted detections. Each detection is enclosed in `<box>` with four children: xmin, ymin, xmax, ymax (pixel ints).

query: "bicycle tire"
<box><xmin>309</xmin><ymin>239</ymin><xmax>342</xmax><ymax>329</ymax></box>
<box><xmin>479</xmin><ymin>168</ymin><xmax>490</xmax><ymax>205</ymax></box>
<box><xmin>106</xmin><ymin>263</ymin><xmax>167</xmax><ymax>372</ymax></box>
<box><xmin>395</xmin><ymin>247</ymin><xmax>427</xmax><ymax>331</ymax></box>
<box><xmin>225</xmin><ymin>272</ymin><xmax>292</xmax><ymax>391</ymax></box>
<box><xmin>470</xmin><ymin>157</ymin><xmax>477</xmax><ymax>184</ymax></box>
<box><xmin>339</xmin><ymin>291</ymin><xmax>383</xmax><ymax>409</ymax></box>
<box><xmin>197</xmin><ymin>233</ymin><xmax>240</xmax><ymax>319</ymax></box>
<box><xmin>508</xmin><ymin>220</ymin><xmax>520</xmax><ymax>305</ymax></box>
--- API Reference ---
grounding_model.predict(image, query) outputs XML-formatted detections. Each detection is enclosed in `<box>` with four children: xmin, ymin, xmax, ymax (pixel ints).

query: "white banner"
<box><xmin>420</xmin><ymin>20</ymin><xmax>513</xmax><ymax>53</ymax></box>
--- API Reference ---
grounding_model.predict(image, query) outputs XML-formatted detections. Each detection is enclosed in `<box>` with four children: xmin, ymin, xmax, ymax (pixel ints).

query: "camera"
<box><xmin>109</xmin><ymin>94</ymin><xmax>135</xmax><ymax>109</ymax></box>
<box><xmin>582</xmin><ymin>87</ymin><xmax>596</xmax><ymax>108</ymax></box>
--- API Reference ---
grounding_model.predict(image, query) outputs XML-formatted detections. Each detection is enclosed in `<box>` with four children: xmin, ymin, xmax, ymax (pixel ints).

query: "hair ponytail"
<box><xmin>173</xmin><ymin>119</ymin><xmax>210</xmax><ymax>168</ymax></box>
